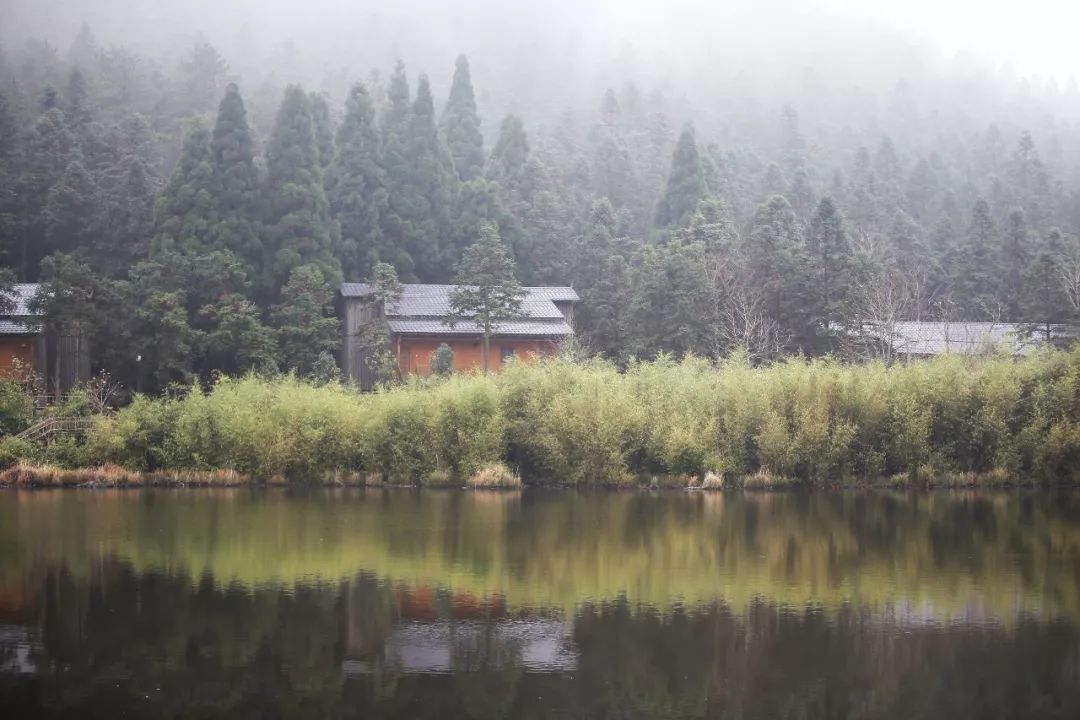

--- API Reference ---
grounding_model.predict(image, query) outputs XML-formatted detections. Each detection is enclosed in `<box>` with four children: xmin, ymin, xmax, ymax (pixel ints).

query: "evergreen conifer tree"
<box><xmin>326</xmin><ymin>83</ymin><xmax>389</xmax><ymax>279</ymax></box>
<box><xmin>151</xmin><ymin>118</ymin><xmax>216</xmax><ymax>255</ymax></box>
<box><xmin>272</xmin><ymin>263</ymin><xmax>341</xmax><ymax>375</ymax></box>
<box><xmin>263</xmin><ymin>84</ymin><xmax>341</xmax><ymax>295</ymax></box>
<box><xmin>0</xmin><ymin>93</ymin><xmax>18</xmax><ymax>269</ymax></box>
<box><xmin>63</xmin><ymin>68</ymin><xmax>96</xmax><ymax>147</ymax></box>
<box><xmin>806</xmin><ymin>197</ymin><xmax>853</xmax><ymax>348</ymax></box>
<box><xmin>1024</xmin><ymin>228</ymin><xmax>1069</xmax><ymax>339</ymax></box>
<box><xmin>87</xmin><ymin>113</ymin><xmax>161</xmax><ymax>275</ymax></box>
<box><xmin>198</xmin><ymin>294</ymin><xmax>280</xmax><ymax>376</ymax></box>
<box><xmin>382</xmin><ymin>73</ymin><xmax>456</xmax><ymax>281</ymax></box>
<box><xmin>448</xmin><ymin>222</ymin><xmax>524</xmax><ymax>373</ymax></box>
<box><xmin>745</xmin><ymin>195</ymin><xmax>808</xmax><ymax>343</ymax></box>
<box><xmin>591</xmin><ymin>127</ymin><xmax>638</xmax><ymax>211</ymax></box>
<box><xmin>14</xmin><ymin>107</ymin><xmax>77</xmax><ymax>277</ymax></box>
<box><xmin>43</xmin><ymin>156</ymin><xmax>99</xmax><ymax>256</ymax></box>
<box><xmin>92</xmin><ymin>150</ymin><xmax>157</xmax><ymax>273</ymax></box>
<box><xmin>441</xmin><ymin>55</ymin><xmax>484</xmax><ymax>181</ymax></box>
<box><xmin>574</xmin><ymin>198</ymin><xmax>639</xmax><ymax>357</ymax></box>
<box><xmin>209</xmin><ymin>83</ymin><xmax>261</xmax><ymax>273</ymax></box>
<box><xmin>308</xmin><ymin>91</ymin><xmax>335</xmax><ymax>168</ymax></box>
<box><xmin>382</xmin><ymin>61</ymin><xmax>412</xmax><ymax>139</ymax></box>
<box><xmin>655</xmin><ymin>123</ymin><xmax>706</xmax><ymax>229</ymax></box>
<box><xmin>625</xmin><ymin>238</ymin><xmax>713</xmax><ymax>358</ymax></box>
<box><xmin>675</xmin><ymin>198</ymin><xmax>738</xmax><ymax>254</ymax></box>
<box><xmin>177</xmin><ymin>42</ymin><xmax>229</xmax><ymax>116</ymax></box>
<box><xmin>447</xmin><ymin>178</ymin><xmax>511</xmax><ymax>269</ymax></box>
<box><xmin>66</xmin><ymin>22</ymin><xmax>98</xmax><ymax>68</ymax></box>
<box><xmin>486</xmin><ymin>115</ymin><xmax>531</xmax><ymax>191</ymax></box>
<box><xmin>1003</xmin><ymin>208</ymin><xmax>1029</xmax><ymax>320</ymax></box>
<box><xmin>953</xmin><ymin>199</ymin><xmax>1003</xmax><ymax>317</ymax></box>
<box><xmin>485</xmin><ymin>114</ymin><xmax>534</xmax><ymax>266</ymax></box>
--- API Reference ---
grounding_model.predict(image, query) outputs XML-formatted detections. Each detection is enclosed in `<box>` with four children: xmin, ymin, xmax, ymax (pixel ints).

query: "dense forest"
<box><xmin>3</xmin><ymin>10</ymin><xmax>1080</xmax><ymax>393</ymax></box>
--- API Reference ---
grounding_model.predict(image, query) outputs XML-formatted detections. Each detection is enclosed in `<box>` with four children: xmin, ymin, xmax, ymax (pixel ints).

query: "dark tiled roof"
<box><xmin>342</xmin><ymin>283</ymin><xmax>577</xmax><ymax>308</ymax></box>
<box><xmin>0</xmin><ymin>284</ymin><xmax>42</xmax><ymax>335</ymax></box>
<box><xmin>864</xmin><ymin>321</ymin><xmax>1070</xmax><ymax>356</ymax></box>
<box><xmin>0</xmin><ymin>319</ymin><xmax>38</xmax><ymax>335</ymax></box>
<box><xmin>387</xmin><ymin>318</ymin><xmax>573</xmax><ymax>336</ymax></box>
<box><xmin>341</xmin><ymin>283</ymin><xmax>577</xmax><ymax>338</ymax></box>
<box><xmin>2</xmin><ymin>284</ymin><xmax>41</xmax><ymax>316</ymax></box>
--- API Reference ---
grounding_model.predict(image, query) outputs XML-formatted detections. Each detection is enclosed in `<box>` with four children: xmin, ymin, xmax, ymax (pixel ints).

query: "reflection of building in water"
<box><xmin>0</xmin><ymin>578</ymin><xmax>42</xmax><ymax>675</ymax></box>
<box><xmin>342</xmin><ymin>579</ymin><xmax>576</xmax><ymax>676</ymax></box>
<box><xmin>0</xmin><ymin>626</ymin><xmax>39</xmax><ymax>674</ymax></box>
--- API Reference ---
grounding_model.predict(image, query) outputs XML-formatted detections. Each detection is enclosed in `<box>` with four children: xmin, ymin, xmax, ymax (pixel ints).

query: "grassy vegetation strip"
<box><xmin>5</xmin><ymin>349</ymin><xmax>1080</xmax><ymax>485</ymax></box>
<box><xmin>0</xmin><ymin>461</ymin><xmax>250</xmax><ymax>487</ymax></box>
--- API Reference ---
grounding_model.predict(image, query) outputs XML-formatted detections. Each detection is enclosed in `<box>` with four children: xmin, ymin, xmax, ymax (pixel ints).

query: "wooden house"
<box><xmin>0</xmin><ymin>283</ymin><xmax>89</xmax><ymax>395</ymax></box>
<box><xmin>338</xmin><ymin>283</ymin><xmax>578</xmax><ymax>388</ymax></box>
<box><xmin>0</xmin><ymin>284</ymin><xmax>46</xmax><ymax>383</ymax></box>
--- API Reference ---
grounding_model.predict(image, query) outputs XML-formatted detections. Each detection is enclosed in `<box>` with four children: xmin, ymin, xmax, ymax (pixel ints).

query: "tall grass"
<box><xmin>16</xmin><ymin>347</ymin><xmax>1080</xmax><ymax>484</ymax></box>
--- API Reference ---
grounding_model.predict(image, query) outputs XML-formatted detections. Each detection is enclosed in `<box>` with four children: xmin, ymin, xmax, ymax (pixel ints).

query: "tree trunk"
<box><xmin>52</xmin><ymin>330</ymin><xmax>60</xmax><ymax>398</ymax></box>
<box><xmin>482</xmin><ymin>333</ymin><xmax>490</xmax><ymax>374</ymax></box>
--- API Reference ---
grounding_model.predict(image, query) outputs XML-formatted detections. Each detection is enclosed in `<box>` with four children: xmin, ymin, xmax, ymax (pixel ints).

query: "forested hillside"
<box><xmin>3</xmin><ymin>14</ymin><xmax>1080</xmax><ymax>392</ymax></box>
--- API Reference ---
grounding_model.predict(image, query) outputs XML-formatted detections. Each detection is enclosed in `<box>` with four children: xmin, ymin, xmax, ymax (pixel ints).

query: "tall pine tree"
<box><xmin>382</xmin><ymin>72</ymin><xmax>457</xmax><ymax>281</ymax></box>
<box><xmin>485</xmin><ymin>114</ymin><xmax>534</xmax><ymax>267</ymax></box>
<box><xmin>805</xmin><ymin>197</ymin><xmax>853</xmax><ymax>349</ymax></box>
<box><xmin>441</xmin><ymin>54</ymin><xmax>484</xmax><ymax>181</ymax></box>
<box><xmin>263</xmin><ymin>84</ymin><xmax>341</xmax><ymax>297</ymax></box>
<box><xmin>151</xmin><ymin>118</ymin><xmax>216</xmax><ymax>256</ymax></box>
<box><xmin>326</xmin><ymin>82</ymin><xmax>389</xmax><ymax>279</ymax></box>
<box><xmin>745</xmin><ymin>195</ymin><xmax>807</xmax><ymax>344</ymax></box>
<box><xmin>209</xmin><ymin>83</ymin><xmax>261</xmax><ymax>275</ymax></box>
<box><xmin>14</xmin><ymin>107</ymin><xmax>77</xmax><ymax>277</ymax></box>
<box><xmin>953</xmin><ymin>199</ymin><xmax>1003</xmax><ymax>318</ymax></box>
<box><xmin>308</xmin><ymin>91</ymin><xmax>335</xmax><ymax>168</ymax></box>
<box><xmin>1024</xmin><ymin>228</ymin><xmax>1068</xmax><ymax>339</ymax></box>
<box><xmin>655</xmin><ymin>123</ymin><xmax>706</xmax><ymax>229</ymax></box>
<box><xmin>1002</xmin><ymin>208</ymin><xmax>1029</xmax><ymax>320</ymax></box>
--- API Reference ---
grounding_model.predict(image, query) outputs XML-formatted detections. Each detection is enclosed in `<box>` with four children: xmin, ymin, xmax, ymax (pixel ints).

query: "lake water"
<box><xmin>1</xmin><ymin>488</ymin><xmax>1079</xmax><ymax>718</ymax></box>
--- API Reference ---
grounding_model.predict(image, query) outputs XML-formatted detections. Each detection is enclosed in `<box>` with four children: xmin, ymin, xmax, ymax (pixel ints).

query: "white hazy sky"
<box><xmin>823</xmin><ymin>0</ymin><xmax>1080</xmax><ymax>77</ymax></box>
<box><xmin>3</xmin><ymin>0</ymin><xmax>1078</xmax><ymax>79</ymax></box>
<box><xmin>581</xmin><ymin>0</ymin><xmax>1080</xmax><ymax>78</ymax></box>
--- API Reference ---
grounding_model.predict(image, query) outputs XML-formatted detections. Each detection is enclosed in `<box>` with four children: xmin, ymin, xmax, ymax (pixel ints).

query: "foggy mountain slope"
<box><xmin>5</xmin><ymin>0</ymin><xmax>1079</xmax><ymax>133</ymax></box>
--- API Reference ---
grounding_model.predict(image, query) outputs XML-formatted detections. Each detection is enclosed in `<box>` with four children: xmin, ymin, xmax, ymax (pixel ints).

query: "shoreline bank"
<box><xmin>0</xmin><ymin>461</ymin><xmax>1071</xmax><ymax>491</ymax></box>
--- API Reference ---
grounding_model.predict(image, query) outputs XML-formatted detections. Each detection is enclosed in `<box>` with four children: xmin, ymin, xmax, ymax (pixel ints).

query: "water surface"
<box><xmin>1</xmin><ymin>488</ymin><xmax>1078</xmax><ymax>718</ymax></box>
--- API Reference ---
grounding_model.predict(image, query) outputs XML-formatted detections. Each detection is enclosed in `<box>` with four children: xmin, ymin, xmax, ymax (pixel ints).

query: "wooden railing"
<box><xmin>16</xmin><ymin>417</ymin><xmax>97</xmax><ymax>443</ymax></box>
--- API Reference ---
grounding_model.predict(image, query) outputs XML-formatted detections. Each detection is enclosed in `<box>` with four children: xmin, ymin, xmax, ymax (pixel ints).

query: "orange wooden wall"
<box><xmin>396</xmin><ymin>337</ymin><xmax>560</xmax><ymax>376</ymax></box>
<box><xmin>0</xmin><ymin>337</ymin><xmax>36</xmax><ymax>380</ymax></box>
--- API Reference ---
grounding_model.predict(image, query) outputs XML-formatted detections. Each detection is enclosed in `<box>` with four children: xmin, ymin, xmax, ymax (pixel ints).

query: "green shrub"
<box><xmin>0</xmin><ymin>436</ymin><xmax>37</xmax><ymax>468</ymax></box>
<box><xmin>430</xmin><ymin>343</ymin><xmax>454</xmax><ymax>376</ymax></box>
<box><xmin>42</xmin><ymin>433</ymin><xmax>92</xmax><ymax>468</ymax></box>
<box><xmin>0</xmin><ymin>378</ymin><xmax>34</xmax><ymax>435</ymax></box>
<box><xmin>52</xmin><ymin>345</ymin><xmax>1080</xmax><ymax>485</ymax></box>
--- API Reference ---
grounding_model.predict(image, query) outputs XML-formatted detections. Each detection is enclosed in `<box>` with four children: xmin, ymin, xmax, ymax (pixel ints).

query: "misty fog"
<box><xmin>5</xmin><ymin>0</ymin><xmax>1079</xmax><ymax>145</ymax></box>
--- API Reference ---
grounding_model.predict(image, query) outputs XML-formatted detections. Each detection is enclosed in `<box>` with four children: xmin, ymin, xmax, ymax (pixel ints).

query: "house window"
<box><xmin>500</xmin><ymin>346</ymin><xmax>516</xmax><ymax>364</ymax></box>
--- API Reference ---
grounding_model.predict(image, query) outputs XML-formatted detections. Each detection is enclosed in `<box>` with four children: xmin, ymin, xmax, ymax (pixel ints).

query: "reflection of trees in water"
<box><xmin>4</xmin><ymin>490</ymin><xmax>1080</xmax><ymax>618</ymax></box>
<box><xmin>571</xmin><ymin>597</ymin><xmax>1080</xmax><ymax>720</ymax></box>
<box><xmin>2</xmin><ymin>563</ymin><xmax>1079</xmax><ymax>719</ymax></box>
<box><xmin>452</xmin><ymin>622</ymin><xmax>523</xmax><ymax>720</ymax></box>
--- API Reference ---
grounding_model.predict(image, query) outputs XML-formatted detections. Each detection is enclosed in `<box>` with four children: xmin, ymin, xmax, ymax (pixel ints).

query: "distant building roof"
<box><xmin>386</xmin><ymin>318</ymin><xmax>574</xmax><ymax>336</ymax></box>
<box><xmin>340</xmin><ymin>283</ymin><xmax>578</xmax><ymax>338</ymax></box>
<box><xmin>864</xmin><ymin>321</ymin><xmax>1069</xmax><ymax>356</ymax></box>
<box><xmin>3</xmin><ymin>284</ymin><xmax>41</xmax><ymax>317</ymax></box>
<box><xmin>0</xmin><ymin>284</ymin><xmax>42</xmax><ymax>336</ymax></box>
